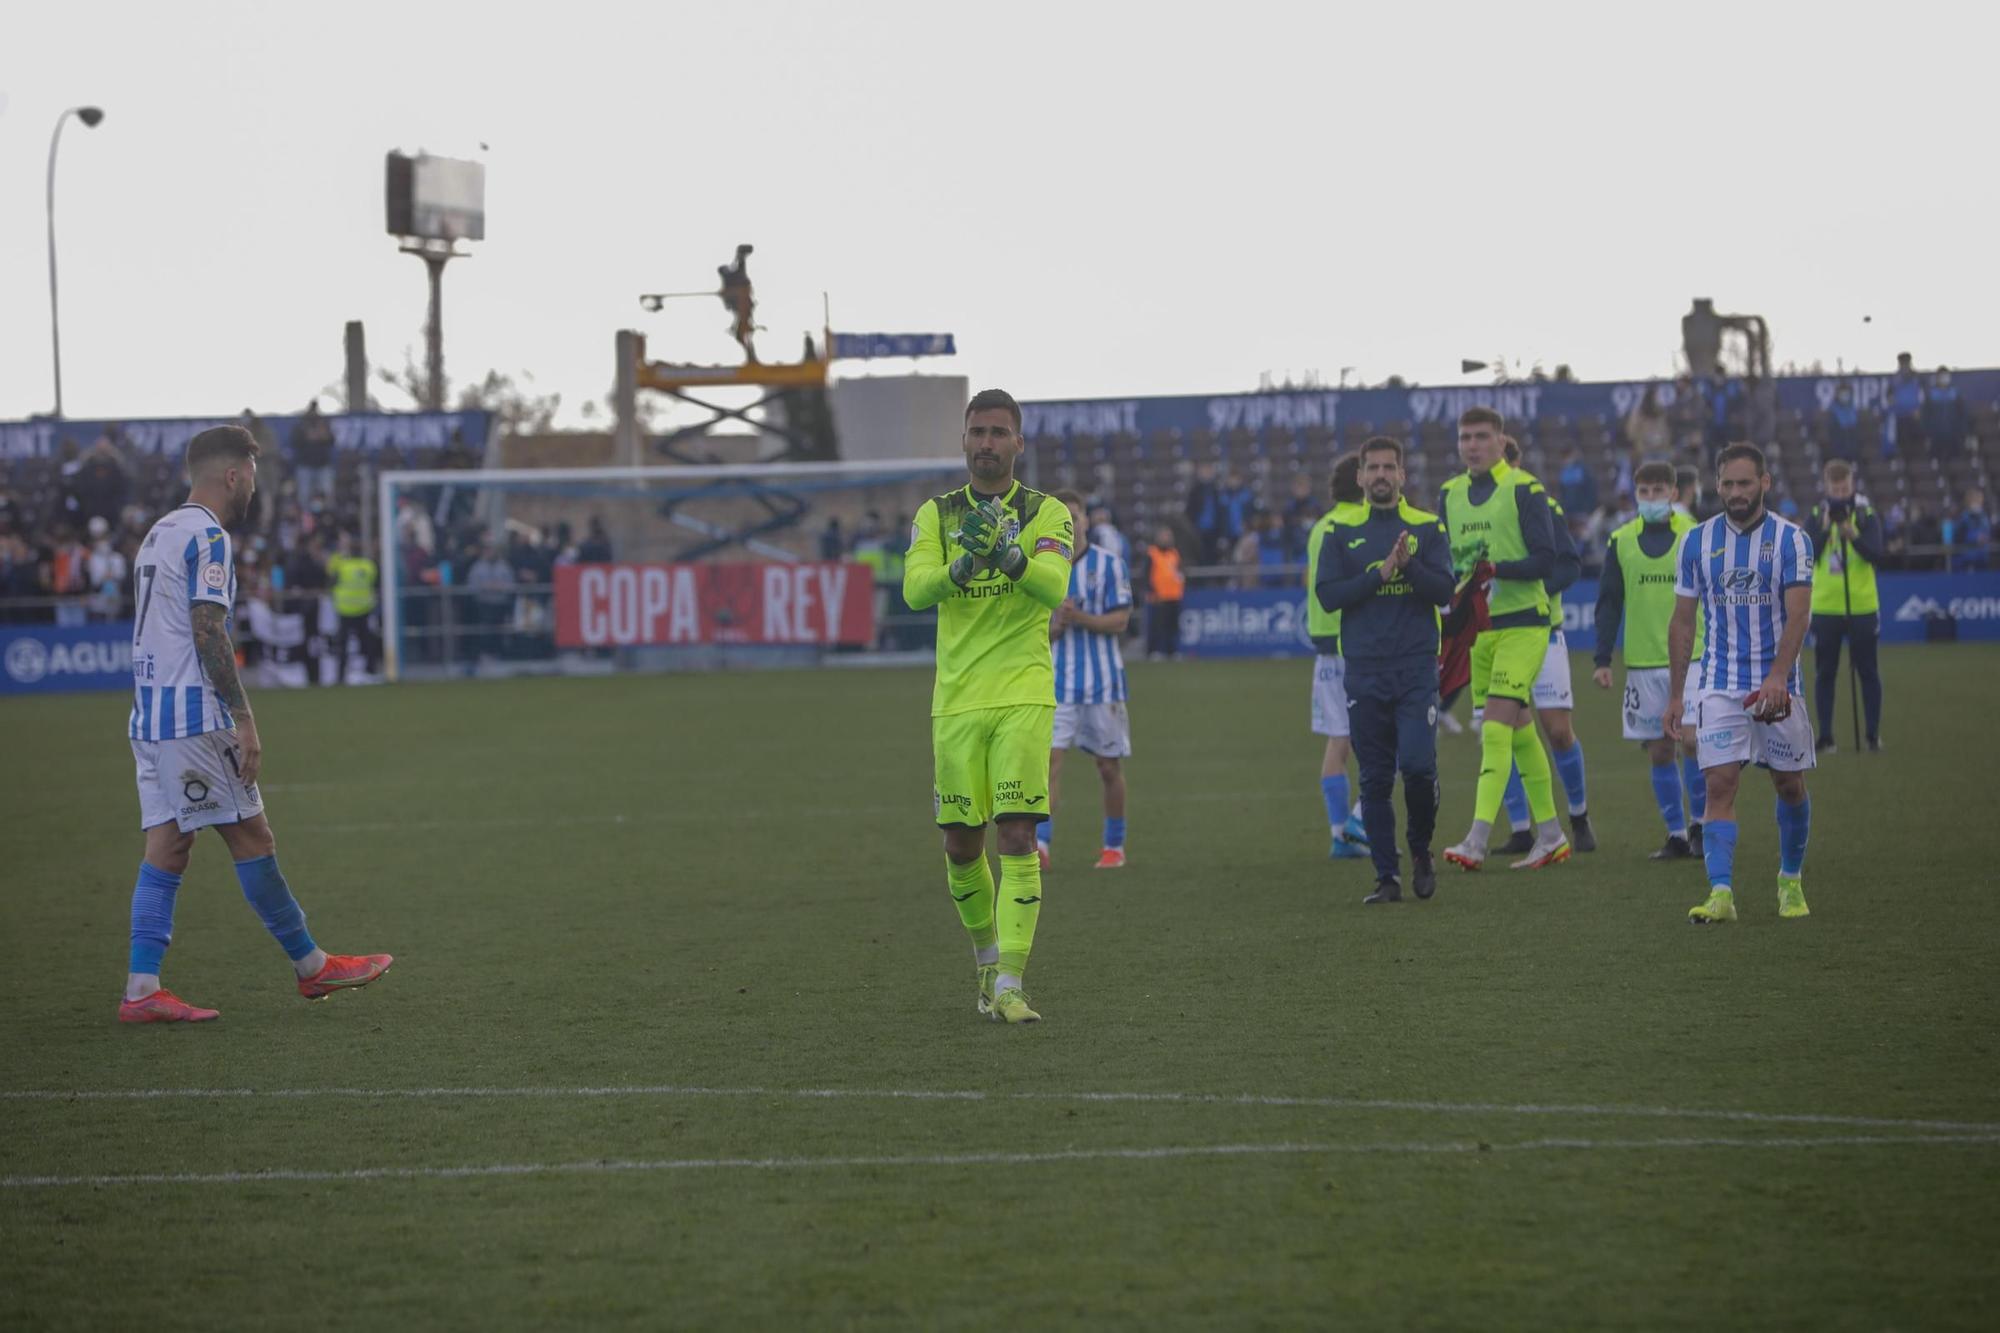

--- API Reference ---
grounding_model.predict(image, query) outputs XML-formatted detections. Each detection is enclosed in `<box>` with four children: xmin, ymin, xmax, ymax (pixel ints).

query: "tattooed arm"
<box><xmin>191</xmin><ymin>601</ymin><xmax>262</xmax><ymax>787</ymax></box>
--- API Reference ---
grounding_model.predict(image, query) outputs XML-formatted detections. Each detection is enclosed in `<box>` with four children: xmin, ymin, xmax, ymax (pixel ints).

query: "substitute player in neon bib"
<box><xmin>903</xmin><ymin>389</ymin><xmax>1074</xmax><ymax>1023</ymax></box>
<box><xmin>1438</xmin><ymin>409</ymin><xmax>1569</xmax><ymax>871</ymax></box>
<box><xmin>1304</xmin><ymin>454</ymin><xmax>1373</xmax><ymax>860</ymax></box>
<box><xmin>1593</xmin><ymin>461</ymin><xmax>1706</xmax><ymax>859</ymax></box>
<box><xmin>1666</xmin><ymin>444</ymin><xmax>1815</xmax><ymax>923</ymax></box>
<box><xmin>1043</xmin><ymin>489</ymin><xmax>1133</xmax><ymax>871</ymax></box>
<box><xmin>118</xmin><ymin>426</ymin><xmax>392</xmax><ymax>1023</ymax></box>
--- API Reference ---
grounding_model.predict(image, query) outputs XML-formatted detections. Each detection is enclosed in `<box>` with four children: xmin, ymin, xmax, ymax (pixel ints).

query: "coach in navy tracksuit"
<box><xmin>1315</xmin><ymin>437</ymin><xmax>1456</xmax><ymax>903</ymax></box>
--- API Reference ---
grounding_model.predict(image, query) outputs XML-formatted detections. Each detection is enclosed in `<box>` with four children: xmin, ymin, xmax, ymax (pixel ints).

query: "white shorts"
<box><xmin>1310</xmin><ymin>654</ymin><xmax>1350</xmax><ymax>738</ymax></box>
<box><xmin>1622</xmin><ymin>669</ymin><xmax>1700</xmax><ymax>741</ymax></box>
<box><xmin>1692</xmin><ymin>690</ymin><xmax>1817</xmax><ymax>772</ymax></box>
<box><xmin>132</xmin><ymin>729</ymin><xmax>264</xmax><ymax>832</ymax></box>
<box><xmin>1532</xmin><ymin>630</ymin><xmax>1573</xmax><ymax>710</ymax></box>
<box><xmin>1053</xmin><ymin>700</ymin><xmax>1132</xmax><ymax>758</ymax></box>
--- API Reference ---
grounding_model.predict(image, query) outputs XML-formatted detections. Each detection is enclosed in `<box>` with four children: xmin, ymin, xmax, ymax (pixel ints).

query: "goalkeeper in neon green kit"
<box><xmin>904</xmin><ymin>388</ymin><xmax>1074</xmax><ymax>1023</ymax></box>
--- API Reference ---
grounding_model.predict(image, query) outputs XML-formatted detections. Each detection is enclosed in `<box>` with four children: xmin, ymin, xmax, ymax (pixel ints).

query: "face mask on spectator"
<box><xmin>1637</xmin><ymin>499</ymin><xmax>1672</xmax><ymax>523</ymax></box>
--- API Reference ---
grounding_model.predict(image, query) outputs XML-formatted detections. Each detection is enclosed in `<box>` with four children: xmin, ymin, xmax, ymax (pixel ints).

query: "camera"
<box><xmin>1828</xmin><ymin>496</ymin><xmax>1854</xmax><ymax>521</ymax></box>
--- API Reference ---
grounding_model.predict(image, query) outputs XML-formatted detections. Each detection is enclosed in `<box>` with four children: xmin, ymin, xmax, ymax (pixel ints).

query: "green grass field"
<box><xmin>3</xmin><ymin>648</ymin><xmax>1997</xmax><ymax>1330</ymax></box>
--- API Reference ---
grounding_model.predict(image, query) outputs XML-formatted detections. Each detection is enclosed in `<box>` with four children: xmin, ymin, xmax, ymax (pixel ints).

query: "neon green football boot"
<box><xmin>1777</xmin><ymin>876</ymin><xmax>1810</xmax><ymax>919</ymax></box>
<box><xmin>990</xmin><ymin>987</ymin><xmax>1041</xmax><ymax>1025</ymax></box>
<box><xmin>1688</xmin><ymin>887</ymin><xmax>1738</xmax><ymax>924</ymax></box>
<box><xmin>976</xmin><ymin>964</ymin><xmax>999</xmax><ymax>1017</ymax></box>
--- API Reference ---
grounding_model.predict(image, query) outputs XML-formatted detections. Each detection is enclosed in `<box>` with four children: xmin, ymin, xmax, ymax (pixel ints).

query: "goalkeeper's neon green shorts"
<box><xmin>932</xmin><ymin>704</ymin><xmax>1054</xmax><ymax>827</ymax></box>
<box><xmin>1470</xmin><ymin>625</ymin><xmax>1550</xmax><ymax>709</ymax></box>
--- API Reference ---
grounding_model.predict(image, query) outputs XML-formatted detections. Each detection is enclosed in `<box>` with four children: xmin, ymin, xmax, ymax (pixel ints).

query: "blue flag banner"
<box><xmin>0</xmin><ymin>409</ymin><xmax>493</xmax><ymax>462</ymax></box>
<box><xmin>1176</xmin><ymin>572</ymin><xmax>2000</xmax><ymax>661</ymax></box>
<box><xmin>829</xmin><ymin>333</ymin><xmax>957</xmax><ymax>360</ymax></box>
<box><xmin>1020</xmin><ymin>370</ymin><xmax>2000</xmax><ymax>440</ymax></box>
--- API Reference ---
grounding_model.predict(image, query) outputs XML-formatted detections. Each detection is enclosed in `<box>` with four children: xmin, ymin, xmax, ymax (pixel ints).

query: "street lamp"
<box><xmin>48</xmin><ymin>105</ymin><xmax>105</xmax><ymax>419</ymax></box>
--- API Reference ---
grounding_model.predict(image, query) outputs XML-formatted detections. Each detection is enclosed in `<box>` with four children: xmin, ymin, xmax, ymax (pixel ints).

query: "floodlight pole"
<box><xmin>401</xmin><ymin>239</ymin><xmax>463</xmax><ymax>411</ymax></box>
<box><xmin>48</xmin><ymin>105</ymin><xmax>106</xmax><ymax>418</ymax></box>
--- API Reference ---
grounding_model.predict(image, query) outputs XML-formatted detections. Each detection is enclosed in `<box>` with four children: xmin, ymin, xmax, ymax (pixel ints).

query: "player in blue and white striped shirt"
<box><xmin>116</xmin><ymin>425</ymin><xmax>392</xmax><ymax>1024</ymax></box>
<box><xmin>1041</xmin><ymin>491</ymin><xmax>1133</xmax><ymax>869</ymax></box>
<box><xmin>1666</xmin><ymin>444</ymin><xmax>1816</xmax><ymax>924</ymax></box>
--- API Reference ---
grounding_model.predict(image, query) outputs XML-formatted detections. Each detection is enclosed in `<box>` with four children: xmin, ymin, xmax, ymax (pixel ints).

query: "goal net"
<box><xmin>376</xmin><ymin>458</ymin><xmax>971</xmax><ymax>681</ymax></box>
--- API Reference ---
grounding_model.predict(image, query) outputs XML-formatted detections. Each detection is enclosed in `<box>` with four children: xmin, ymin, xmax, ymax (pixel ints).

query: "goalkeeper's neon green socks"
<box><xmin>946</xmin><ymin>855</ymin><xmax>998</xmax><ymax>965</ymax></box>
<box><xmin>1511</xmin><ymin>723</ymin><xmax>1559</xmax><ymax>824</ymax></box>
<box><xmin>996</xmin><ymin>852</ymin><xmax>1044</xmax><ymax>985</ymax></box>
<box><xmin>1474</xmin><ymin>720</ymin><xmax>1515</xmax><ymax>825</ymax></box>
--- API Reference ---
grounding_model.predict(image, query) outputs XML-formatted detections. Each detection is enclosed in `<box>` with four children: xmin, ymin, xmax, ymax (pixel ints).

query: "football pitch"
<box><xmin>4</xmin><ymin>648</ymin><xmax>1996</xmax><ymax>1330</ymax></box>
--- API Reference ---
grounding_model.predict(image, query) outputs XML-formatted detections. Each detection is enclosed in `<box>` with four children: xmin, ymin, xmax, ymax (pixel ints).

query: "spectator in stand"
<box><xmin>1184</xmin><ymin>461</ymin><xmax>1223</xmax><ymax>563</ymax></box>
<box><xmin>1141</xmin><ymin>524</ymin><xmax>1184</xmax><ymax>660</ymax></box>
<box><xmin>578</xmin><ymin>516</ymin><xmax>614</xmax><ymax>563</ymax></box>
<box><xmin>280</xmin><ymin>534</ymin><xmax>331</xmax><ymax>686</ymax></box>
<box><xmin>1945</xmin><ymin>488</ymin><xmax>1991</xmax><ymax>572</ymax></box>
<box><xmin>818</xmin><ymin>516</ymin><xmax>844</xmax><ymax>560</ymax></box>
<box><xmin>0</xmin><ymin>483</ymin><xmax>21</xmax><ymax>536</ymax></box>
<box><xmin>1702</xmin><ymin>373</ymin><xmax>1741</xmax><ymax>454</ymax></box>
<box><xmin>1824</xmin><ymin>383</ymin><xmax>1862</xmax><ymax>462</ymax></box>
<box><xmin>1280</xmin><ymin>472</ymin><xmax>1320</xmax><ymax>560</ymax></box>
<box><xmin>1</xmin><ymin>531</ymin><xmax>50</xmax><ymax>623</ymax></box>
<box><xmin>1625</xmin><ymin>384</ymin><xmax>1672</xmax><ymax>458</ymax></box>
<box><xmin>395</xmin><ymin>494</ymin><xmax>436</xmax><ymax>560</ymax></box>
<box><xmin>290</xmin><ymin>400</ymin><xmax>338</xmax><ymax>505</ymax></box>
<box><xmin>1744</xmin><ymin>373</ymin><xmax>1777</xmax><ymax>445</ymax></box>
<box><xmin>1904</xmin><ymin>503</ymin><xmax>1944</xmax><ymax>572</ymax></box>
<box><xmin>1558</xmin><ymin>446</ymin><xmax>1598</xmax><ymax>524</ymax></box>
<box><xmin>1890</xmin><ymin>353</ymin><xmax>1927</xmax><ymax>454</ymax></box>
<box><xmin>1924</xmin><ymin>367</ymin><xmax>1965</xmax><ymax>449</ymax></box>
<box><xmin>84</xmin><ymin>515</ymin><xmax>128</xmax><ymax>621</ymax></box>
<box><xmin>1219</xmin><ymin>468</ymin><xmax>1258</xmax><ymax>557</ymax></box>
<box><xmin>1255</xmin><ymin>512</ymin><xmax>1291</xmax><ymax>587</ymax></box>
<box><xmin>69</xmin><ymin>435</ymin><xmax>130</xmax><ymax>528</ymax></box>
<box><xmin>467</xmin><ymin>536</ymin><xmax>517</xmax><ymax>664</ymax></box>
<box><xmin>1088</xmin><ymin>501</ymin><xmax>1130</xmax><ymax>565</ymax></box>
<box><xmin>47</xmin><ymin>522</ymin><xmax>92</xmax><ymax>626</ymax></box>
<box><xmin>1230</xmin><ymin>512</ymin><xmax>1263</xmax><ymax>590</ymax></box>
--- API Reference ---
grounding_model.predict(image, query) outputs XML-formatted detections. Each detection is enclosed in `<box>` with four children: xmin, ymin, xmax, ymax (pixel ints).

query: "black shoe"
<box><xmin>1815</xmin><ymin>735</ymin><xmax>1837</xmax><ymax>754</ymax></box>
<box><xmin>1363</xmin><ymin>877</ymin><xmax>1403</xmax><ymax>904</ymax></box>
<box><xmin>1866</xmin><ymin>736</ymin><xmax>1883</xmax><ymax>753</ymax></box>
<box><xmin>1650</xmin><ymin>834</ymin><xmax>1694</xmax><ymax>860</ymax></box>
<box><xmin>1411</xmin><ymin>852</ymin><xmax>1436</xmax><ymax>900</ymax></box>
<box><xmin>1689</xmin><ymin>822</ymin><xmax>1704</xmax><ymax>856</ymax></box>
<box><xmin>1569</xmin><ymin>812</ymin><xmax>1597</xmax><ymax>853</ymax></box>
<box><xmin>1500</xmin><ymin>829</ymin><xmax>1536</xmax><ymax>855</ymax></box>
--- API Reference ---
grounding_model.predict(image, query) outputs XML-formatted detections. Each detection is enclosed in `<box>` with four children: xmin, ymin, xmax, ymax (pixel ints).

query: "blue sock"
<box><xmin>1320</xmin><ymin>775</ymin><xmax>1349</xmax><ymax>833</ymax></box>
<box><xmin>1776</xmin><ymin>797</ymin><xmax>1810</xmax><ymax>877</ymax></box>
<box><xmin>1553</xmin><ymin>741</ymin><xmax>1588</xmax><ymax>814</ymax></box>
<box><xmin>1039</xmin><ymin>816</ymin><xmax>1053</xmax><ymax>848</ymax></box>
<box><xmin>234</xmin><ymin>855</ymin><xmax>317</xmax><ymax>961</ymax></box>
<box><xmin>1103</xmin><ymin>816</ymin><xmax>1126</xmax><ymax>850</ymax></box>
<box><xmin>1703</xmin><ymin>819</ymin><xmax>1738</xmax><ymax>889</ymax></box>
<box><xmin>1649</xmin><ymin>763</ymin><xmax>1686</xmax><ymax>836</ymax></box>
<box><xmin>128</xmin><ymin>863</ymin><xmax>182</xmax><ymax>975</ymax></box>
<box><xmin>1682</xmin><ymin>756</ymin><xmax>1707</xmax><ymax>821</ymax></box>
<box><xmin>1503</xmin><ymin>766</ymin><xmax>1531</xmax><ymax>829</ymax></box>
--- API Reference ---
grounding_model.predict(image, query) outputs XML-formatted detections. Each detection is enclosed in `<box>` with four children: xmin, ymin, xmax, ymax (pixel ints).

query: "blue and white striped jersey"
<box><xmin>1676</xmin><ymin>510</ymin><xmax>1813</xmax><ymax>695</ymax></box>
<box><xmin>1053</xmin><ymin>545</ymin><xmax>1131</xmax><ymax>705</ymax></box>
<box><xmin>128</xmin><ymin>503</ymin><xmax>237</xmax><ymax>741</ymax></box>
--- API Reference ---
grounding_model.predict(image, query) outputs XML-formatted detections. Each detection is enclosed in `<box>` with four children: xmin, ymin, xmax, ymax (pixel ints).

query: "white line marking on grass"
<box><xmin>283</xmin><ymin>790</ymin><xmax>1298</xmax><ymax>834</ymax></box>
<box><xmin>5</xmin><ymin>1084</ymin><xmax>1997</xmax><ymax>1134</ymax></box>
<box><xmin>5</xmin><ymin>1133</ymin><xmax>1997</xmax><ymax>1190</ymax></box>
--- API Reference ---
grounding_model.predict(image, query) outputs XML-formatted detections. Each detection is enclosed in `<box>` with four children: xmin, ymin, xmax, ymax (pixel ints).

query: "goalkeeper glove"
<box><xmin>994</xmin><ymin>543</ymin><xmax>1028</xmax><ymax>580</ymax></box>
<box><xmin>954</xmin><ymin>500</ymin><xmax>1007</xmax><ymax>561</ymax></box>
<box><xmin>948</xmin><ymin>552</ymin><xmax>984</xmax><ymax>587</ymax></box>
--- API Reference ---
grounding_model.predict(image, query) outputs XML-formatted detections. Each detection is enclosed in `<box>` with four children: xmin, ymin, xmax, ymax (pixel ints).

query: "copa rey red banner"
<box><xmin>554</xmin><ymin>562</ymin><xmax>875</xmax><ymax>648</ymax></box>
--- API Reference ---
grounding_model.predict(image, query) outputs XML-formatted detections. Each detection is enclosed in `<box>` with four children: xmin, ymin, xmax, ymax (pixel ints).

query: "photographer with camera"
<box><xmin>1806</xmin><ymin>460</ymin><xmax>1886</xmax><ymax>752</ymax></box>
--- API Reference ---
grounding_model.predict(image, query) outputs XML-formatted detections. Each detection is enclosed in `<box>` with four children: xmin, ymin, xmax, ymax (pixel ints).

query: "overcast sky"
<box><xmin>4</xmin><ymin>0</ymin><xmax>1995</xmax><ymax>427</ymax></box>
